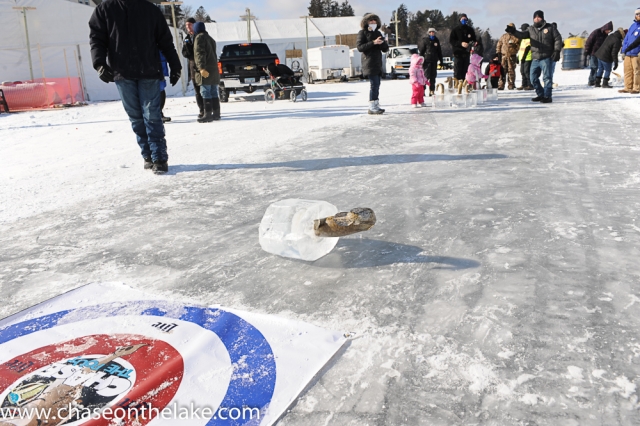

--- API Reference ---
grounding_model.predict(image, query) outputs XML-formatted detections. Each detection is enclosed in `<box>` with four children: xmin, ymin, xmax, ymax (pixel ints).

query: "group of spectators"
<box><xmin>358</xmin><ymin>7</ymin><xmax>640</xmax><ymax>108</ymax></box>
<box><xmin>584</xmin><ymin>9</ymin><xmax>640</xmax><ymax>93</ymax></box>
<box><xmin>88</xmin><ymin>0</ymin><xmax>640</xmax><ymax>172</ymax></box>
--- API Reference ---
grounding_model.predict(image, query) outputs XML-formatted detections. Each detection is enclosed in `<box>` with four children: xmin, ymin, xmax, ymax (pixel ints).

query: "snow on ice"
<box><xmin>2</xmin><ymin>66</ymin><xmax>640</xmax><ymax>424</ymax></box>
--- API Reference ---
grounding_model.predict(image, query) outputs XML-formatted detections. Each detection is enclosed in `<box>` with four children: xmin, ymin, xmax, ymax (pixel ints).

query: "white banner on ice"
<box><xmin>0</xmin><ymin>283</ymin><xmax>346</xmax><ymax>425</ymax></box>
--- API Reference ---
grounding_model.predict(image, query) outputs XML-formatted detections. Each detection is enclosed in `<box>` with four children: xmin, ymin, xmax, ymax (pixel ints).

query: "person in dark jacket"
<box><xmin>506</xmin><ymin>10</ymin><xmax>563</xmax><ymax>103</ymax></box>
<box><xmin>585</xmin><ymin>21</ymin><xmax>613</xmax><ymax>86</ymax></box>
<box><xmin>484</xmin><ymin>54</ymin><xmax>505</xmax><ymax>89</ymax></box>
<box><xmin>357</xmin><ymin>13</ymin><xmax>389</xmax><ymax>115</ymax></box>
<box><xmin>517</xmin><ymin>24</ymin><xmax>534</xmax><ymax>90</ymax></box>
<box><xmin>193</xmin><ymin>22</ymin><xmax>221</xmax><ymax>122</ymax></box>
<box><xmin>449</xmin><ymin>13</ymin><xmax>477</xmax><ymax>81</ymax></box>
<box><xmin>182</xmin><ymin>18</ymin><xmax>205</xmax><ymax>118</ymax></box>
<box><xmin>594</xmin><ymin>28</ymin><xmax>626</xmax><ymax>88</ymax></box>
<box><xmin>89</xmin><ymin>0</ymin><xmax>181</xmax><ymax>174</ymax></box>
<box><xmin>418</xmin><ymin>28</ymin><xmax>443</xmax><ymax>96</ymax></box>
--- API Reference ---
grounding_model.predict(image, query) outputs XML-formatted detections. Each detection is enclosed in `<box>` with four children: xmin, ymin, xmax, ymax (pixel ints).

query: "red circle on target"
<box><xmin>0</xmin><ymin>334</ymin><xmax>183</xmax><ymax>425</ymax></box>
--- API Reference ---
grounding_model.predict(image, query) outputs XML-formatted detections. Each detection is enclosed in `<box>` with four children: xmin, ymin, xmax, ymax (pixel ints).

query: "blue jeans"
<box><xmin>369</xmin><ymin>75</ymin><xmax>381</xmax><ymax>101</ymax></box>
<box><xmin>588</xmin><ymin>55</ymin><xmax>598</xmax><ymax>84</ymax></box>
<box><xmin>596</xmin><ymin>59</ymin><xmax>612</xmax><ymax>79</ymax></box>
<box><xmin>115</xmin><ymin>79</ymin><xmax>167</xmax><ymax>162</ymax></box>
<box><xmin>530</xmin><ymin>58</ymin><xmax>553</xmax><ymax>99</ymax></box>
<box><xmin>200</xmin><ymin>84</ymin><xmax>219</xmax><ymax>100</ymax></box>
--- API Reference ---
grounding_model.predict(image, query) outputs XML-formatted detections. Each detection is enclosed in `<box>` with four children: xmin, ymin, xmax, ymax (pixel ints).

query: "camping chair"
<box><xmin>0</xmin><ymin>89</ymin><xmax>9</xmax><ymax>113</ymax></box>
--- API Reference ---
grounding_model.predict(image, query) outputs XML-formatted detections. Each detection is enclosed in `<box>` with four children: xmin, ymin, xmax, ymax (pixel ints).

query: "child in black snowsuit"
<box><xmin>484</xmin><ymin>54</ymin><xmax>505</xmax><ymax>89</ymax></box>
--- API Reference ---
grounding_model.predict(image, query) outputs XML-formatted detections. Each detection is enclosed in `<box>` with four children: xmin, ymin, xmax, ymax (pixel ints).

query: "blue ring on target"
<box><xmin>0</xmin><ymin>301</ymin><xmax>276</xmax><ymax>426</ymax></box>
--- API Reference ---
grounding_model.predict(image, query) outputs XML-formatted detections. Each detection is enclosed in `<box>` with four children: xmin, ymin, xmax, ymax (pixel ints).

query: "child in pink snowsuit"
<box><xmin>465</xmin><ymin>52</ymin><xmax>488</xmax><ymax>88</ymax></box>
<box><xmin>409</xmin><ymin>54</ymin><xmax>428</xmax><ymax>106</ymax></box>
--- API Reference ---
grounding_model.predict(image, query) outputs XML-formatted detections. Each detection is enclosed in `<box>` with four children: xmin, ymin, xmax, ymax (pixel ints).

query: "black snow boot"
<box><xmin>602</xmin><ymin>78</ymin><xmax>613</xmax><ymax>88</ymax></box>
<box><xmin>531</xmin><ymin>96</ymin><xmax>543</xmax><ymax>102</ymax></box>
<box><xmin>144</xmin><ymin>157</ymin><xmax>153</xmax><ymax>170</ymax></box>
<box><xmin>540</xmin><ymin>97</ymin><xmax>553</xmax><ymax>103</ymax></box>
<box><xmin>152</xmin><ymin>161</ymin><xmax>168</xmax><ymax>174</ymax></box>
<box><xmin>198</xmin><ymin>99</ymin><xmax>214</xmax><ymax>123</ymax></box>
<box><xmin>196</xmin><ymin>92</ymin><xmax>204</xmax><ymax>119</ymax></box>
<box><xmin>595</xmin><ymin>77</ymin><xmax>602</xmax><ymax>87</ymax></box>
<box><xmin>212</xmin><ymin>98</ymin><xmax>221</xmax><ymax>121</ymax></box>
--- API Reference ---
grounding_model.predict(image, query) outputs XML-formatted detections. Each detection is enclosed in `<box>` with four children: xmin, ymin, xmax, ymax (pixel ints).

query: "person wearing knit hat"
<box><xmin>619</xmin><ymin>8</ymin><xmax>640</xmax><ymax>93</ymax></box>
<box><xmin>505</xmin><ymin>11</ymin><xmax>562</xmax><ymax>103</ymax></box>
<box><xmin>517</xmin><ymin>23</ymin><xmax>534</xmax><ymax>90</ymax></box>
<box><xmin>182</xmin><ymin>18</ymin><xmax>206</xmax><ymax>118</ymax></box>
<box><xmin>496</xmin><ymin>23</ymin><xmax>522</xmax><ymax>89</ymax></box>
<box><xmin>193</xmin><ymin>22</ymin><xmax>221</xmax><ymax>122</ymax></box>
<box><xmin>449</xmin><ymin>13</ymin><xmax>477</xmax><ymax>81</ymax></box>
<box><xmin>418</xmin><ymin>27</ymin><xmax>443</xmax><ymax>95</ymax></box>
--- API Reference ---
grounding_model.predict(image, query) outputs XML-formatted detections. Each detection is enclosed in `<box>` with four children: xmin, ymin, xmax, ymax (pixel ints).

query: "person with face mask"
<box><xmin>357</xmin><ymin>13</ymin><xmax>389</xmax><ymax>114</ymax></box>
<box><xmin>449</xmin><ymin>13</ymin><xmax>477</xmax><ymax>82</ymax></box>
<box><xmin>620</xmin><ymin>8</ymin><xmax>640</xmax><ymax>93</ymax></box>
<box><xmin>418</xmin><ymin>28</ymin><xmax>443</xmax><ymax>96</ymax></box>
<box><xmin>506</xmin><ymin>10</ymin><xmax>563</xmax><ymax>103</ymax></box>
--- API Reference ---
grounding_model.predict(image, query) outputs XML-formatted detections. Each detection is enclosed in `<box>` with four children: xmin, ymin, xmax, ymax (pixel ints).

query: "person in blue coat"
<box><xmin>159</xmin><ymin>51</ymin><xmax>171</xmax><ymax>122</ymax></box>
<box><xmin>621</xmin><ymin>7</ymin><xmax>640</xmax><ymax>93</ymax></box>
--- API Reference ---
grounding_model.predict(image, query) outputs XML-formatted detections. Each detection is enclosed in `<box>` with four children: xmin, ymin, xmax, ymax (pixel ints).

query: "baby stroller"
<box><xmin>264</xmin><ymin>63</ymin><xmax>307</xmax><ymax>103</ymax></box>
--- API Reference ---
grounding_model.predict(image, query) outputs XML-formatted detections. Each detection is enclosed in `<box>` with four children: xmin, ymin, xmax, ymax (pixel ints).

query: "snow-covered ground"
<box><xmin>2</xmin><ymin>65</ymin><xmax>640</xmax><ymax>425</ymax></box>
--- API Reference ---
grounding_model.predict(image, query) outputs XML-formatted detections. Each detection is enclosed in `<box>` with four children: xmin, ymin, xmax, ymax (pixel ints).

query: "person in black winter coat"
<box><xmin>181</xmin><ymin>17</ymin><xmax>205</xmax><ymax>118</ymax></box>
<box><xmin>357</xmin><ymin>13</ymin><xmax>389</xmax><ymax>114</ymax></box>
<box><xmin>89</xmin><ymin>0</ymin><xmax>181</xmax><ymax>174</ymax></box>
<box><xmin>594</xmin><ymin>28</ymin><xmax>626</xmax><ymax>88</ymax></box>
<box><xmin>418</xmin><ymin>28</ymin><xmax>443</xmax><ymax>95</ymax></box>
<box><xmin>449</xmin><ymin>13</ymin><xmax>477</xmax><ymax>81</ymax></box>
<box><xmin>585</xmin><ymin>21</ymin><xmax>613</xmax><ymax>85</ymax></box>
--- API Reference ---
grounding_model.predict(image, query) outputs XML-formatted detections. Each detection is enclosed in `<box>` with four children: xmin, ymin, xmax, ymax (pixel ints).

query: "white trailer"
<box><xmin>307</xmin><ymin>45</ymin><xmax>350</xmax><ymax>81</ymax></box>
<box><xmin>343</xmin><ymin>48</ymin><xmax>362</xmax><ymax>78</ymax></box>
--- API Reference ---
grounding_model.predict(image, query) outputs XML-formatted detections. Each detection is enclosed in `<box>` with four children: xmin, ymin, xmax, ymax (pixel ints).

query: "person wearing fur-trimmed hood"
<box><xmin>357</xmin><ymin>13</ymin><xmax>389</xmax><ymax>114</ymax></box>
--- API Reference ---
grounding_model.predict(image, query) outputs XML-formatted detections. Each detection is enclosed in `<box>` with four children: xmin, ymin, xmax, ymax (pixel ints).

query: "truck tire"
<box><xmin>219</xmin><ymin>86</ymin><xmax>229</xmax><ymax>103</ymax></box>
<box><xmin>391</xmin><ymin>69</ymin><xmax>397</xmax><ymax>80</ymax></box>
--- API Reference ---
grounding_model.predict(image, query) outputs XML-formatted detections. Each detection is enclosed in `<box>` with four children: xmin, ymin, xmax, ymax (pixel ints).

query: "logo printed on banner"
<box><xmin>0</xmin><ymin>301</ymin><xmax>277</xmax><ymax>426</ymax></box>
<box><xmin>0</xmin><ymin>335</ymin><xmax>183</xmax><ymax>426</ymax></box>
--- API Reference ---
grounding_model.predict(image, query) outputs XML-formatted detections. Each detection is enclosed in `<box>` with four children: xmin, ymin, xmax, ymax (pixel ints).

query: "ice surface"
<box><xmin>259</xmin><ymin>199</ymin><xmax>339</xmax><ymax>261</ymax></box>
<box><xmin>3</xmin><ymin>65</ymin><xmax>640</xmax><ymax>425</ymax></box>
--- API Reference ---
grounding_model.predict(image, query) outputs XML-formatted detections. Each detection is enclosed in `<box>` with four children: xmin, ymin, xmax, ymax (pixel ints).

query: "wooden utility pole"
<box><xmin>390</xmin><ymin>10</ymin><xmax>400</xmax><ymax>46</ymax></box>
<box><xmin>160</xmin><ymin>1</ymin><xmax>186</xmax><ymax>95</ymax></box>
<box><xmin>13</xmin><ymin>7</ymin><xmax>37</xmax><ymax>80</ymax></box>
<box><xmin>239</xmin><ymin>8</ymin><xmax>256</xmax><ymax>43</ymax></box>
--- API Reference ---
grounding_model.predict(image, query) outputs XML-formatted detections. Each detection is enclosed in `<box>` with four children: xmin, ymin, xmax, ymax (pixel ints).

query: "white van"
<box><xmin>385</xmin><ymin>45</ymin><xmax>418</xmax><ymax>79</ymax></box>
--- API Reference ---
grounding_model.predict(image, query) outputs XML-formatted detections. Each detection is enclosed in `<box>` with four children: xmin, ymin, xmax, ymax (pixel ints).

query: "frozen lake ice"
<box><xmin>2</xmin><ymin>68</ymin><xmax>640</xmax><ymax>425</ymax></box>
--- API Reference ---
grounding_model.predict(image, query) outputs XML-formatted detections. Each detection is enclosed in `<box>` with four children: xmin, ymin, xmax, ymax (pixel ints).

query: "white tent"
<box><xmin>0</xmin><ymin>0</ymin><xmax>187</xmax><ymax>102</ymax></box>
<box><xmin>206</xmin><ymin>17</ymin><xmax>362</xmax><ymax>66</ymax></box>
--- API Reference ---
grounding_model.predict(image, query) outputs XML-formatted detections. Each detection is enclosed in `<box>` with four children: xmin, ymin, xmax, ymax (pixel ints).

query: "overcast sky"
<box><xmin>191</xmin><ymin>0</ymin><xmax>638</xmax><ymax>38</ymax></box>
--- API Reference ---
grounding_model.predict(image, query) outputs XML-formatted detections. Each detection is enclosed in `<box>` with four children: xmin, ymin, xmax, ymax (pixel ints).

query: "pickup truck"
<box><xmin>217</xmin><ymin>43</ymin><xmax>280</xmax><ymax>102</ymax></box>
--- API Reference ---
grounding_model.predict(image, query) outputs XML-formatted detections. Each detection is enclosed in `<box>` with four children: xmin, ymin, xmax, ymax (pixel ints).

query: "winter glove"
<box><xmin>621</xmin><ymin>53</ymin><xmax>626</xmax><ymax>60</ymax></box>
<box><xmin>613</xmin><ymin>62</ymin><xmax>618</xmax><ymax>71</ymax></box>
<box><xmin>97</xmin><ymin>65</ymin><xmax>114</xmax><ymax>83</ymax></box>
<box><xmin>199</xmin><ymin>69</ymin><xmax>209</xmax><ymax>78</ymax></box>
<box><xmin>505</xmin><ymin>24</ymin><xmax>516</xmax><ymax>34</ymax></box>
<box><xmin>170</xmin><ymin>70</ymin><xmax>181</xmax><ymax>86</ymax></box>
<box><xmin>551</xmin><ymin>51</ymin><xmax>561</xmax><ymax>62</ymax></box>
<box><xmin>515</xmin><ymin>55</ymin><xmax>520</xmax><ymax>65</ymax></box>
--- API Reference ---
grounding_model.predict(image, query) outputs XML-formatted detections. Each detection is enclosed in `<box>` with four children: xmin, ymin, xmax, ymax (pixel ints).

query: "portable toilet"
<box><xmin>562</xmin><ymin>37</ymin><xmax>586</xmax><ymax>70</ymax></box>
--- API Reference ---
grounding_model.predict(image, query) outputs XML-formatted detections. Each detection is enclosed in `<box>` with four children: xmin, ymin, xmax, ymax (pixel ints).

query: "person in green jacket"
<box><xmin>193</xmin><ymin>22</ymin><xmax>220</xmax><ymax>122</ymax></box>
